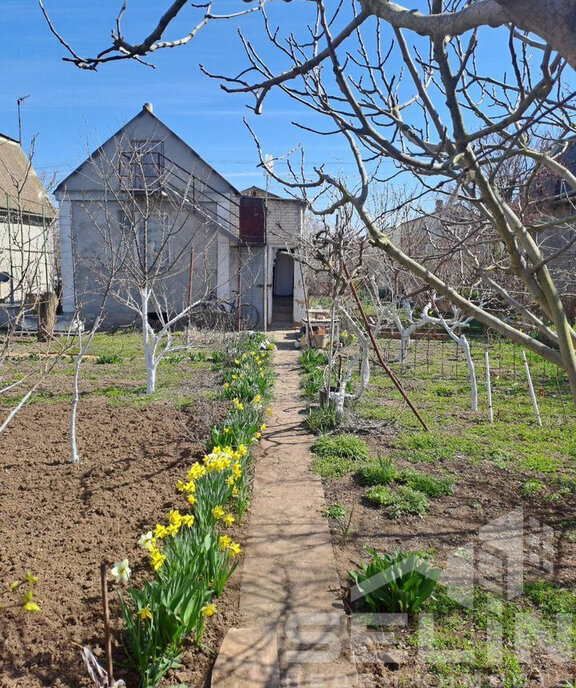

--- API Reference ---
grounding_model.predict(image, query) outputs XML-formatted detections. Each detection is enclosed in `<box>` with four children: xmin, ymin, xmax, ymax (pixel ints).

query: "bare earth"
<box><xmin>0</xmin><ymin>395</ymin><xmax>241</xmax><ymax>688</ymax></box>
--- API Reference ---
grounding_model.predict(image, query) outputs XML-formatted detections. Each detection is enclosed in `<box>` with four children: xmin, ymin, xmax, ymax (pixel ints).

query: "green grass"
<box><xmin>356</xmin><ymin>457</ymin><xmax>398</xmax><ymax>485</ymax></box>
<box><xmin>310</xmin><ymin>433</ymin><xmax>370</xmax><ymax>479</ymax></box>
<box><xmin>365</xmin><ymin>484</ymin><xmax>430</xmax><ymax>518</ymax></box>
<box><xmin>306</xmin><ymin>404</ymin><xmax>338</xmax><ymax>434</ymax></box>
<box><xmin>397</xmin><ymin>469</ymin><xmax>455</xmax><ymax>498</ymax></box>
<box><xmin>312</xmin><ymin>433</ymin><xmax>370</xmax><ymax>460</ymax></box>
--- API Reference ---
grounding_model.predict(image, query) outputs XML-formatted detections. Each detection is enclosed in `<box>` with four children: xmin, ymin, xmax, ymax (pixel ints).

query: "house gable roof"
<box><xmin>0</xmin><ymin>134</ymin><xmax>56</xmax><ymax>218</ymax></box>
<box><xmin>242</xmin><ymin>185</ymin><xmax>305</xmax><ymax>205</ymax></box>
<box><xmin>55</xmin><ymin>105</ymin><xmax>240</xmax><ymax>196</ymax></box>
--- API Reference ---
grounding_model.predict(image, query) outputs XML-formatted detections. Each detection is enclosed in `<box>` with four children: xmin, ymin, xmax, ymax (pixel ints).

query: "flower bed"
<box><xmin>115</xmin><ymin>333</ymin><xmax>275</xmax><ymax>687</ymax></box>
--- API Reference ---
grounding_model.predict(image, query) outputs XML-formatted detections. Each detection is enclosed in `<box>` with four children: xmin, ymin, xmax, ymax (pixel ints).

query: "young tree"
<box><xmin>65</xmin><ymin>137</ymin><xmax>239</xmax><ymax>394</ymax></box>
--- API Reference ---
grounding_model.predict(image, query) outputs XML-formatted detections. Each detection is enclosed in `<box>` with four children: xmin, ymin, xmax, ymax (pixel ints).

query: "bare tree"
<box><xmin>40</xmin><ymin>1</ymin><xmax>576</xmax><ymax>400</ymax></box>
<box><xmin>39</xmin><ymin>1</ymin><xmax>576</xmax><ymax>71</ymax></box>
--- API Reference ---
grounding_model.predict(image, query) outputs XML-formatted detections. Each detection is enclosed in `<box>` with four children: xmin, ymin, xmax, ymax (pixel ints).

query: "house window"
<box><xmin>120</xmin><ymin>140</ymin><xmax>164</xmax><ymax>191</ymax></box>
<box><xmin>139</xmin><ymin>215</ymin><xmax>168</xmax><ymax>269</ymax></box>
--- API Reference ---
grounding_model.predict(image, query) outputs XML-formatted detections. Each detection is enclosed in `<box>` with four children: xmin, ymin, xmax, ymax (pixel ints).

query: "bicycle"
<box><xmin>191</xmin><ymin>294</ymin><xmax>259</xmax><ymax>331</ymax></box>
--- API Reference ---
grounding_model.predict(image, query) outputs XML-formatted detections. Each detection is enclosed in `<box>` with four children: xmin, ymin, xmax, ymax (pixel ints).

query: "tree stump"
<box><xmin>37</xmin><ymin>292</ymin><xmax>58</xmax><ymax>342</ymax></box>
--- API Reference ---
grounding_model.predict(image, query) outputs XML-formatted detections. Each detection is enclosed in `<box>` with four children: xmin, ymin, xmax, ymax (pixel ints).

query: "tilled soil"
<box><xmin>0</xmin><ymin>395</ymin><xmax>239</xmax><ymax>688</ymax></box>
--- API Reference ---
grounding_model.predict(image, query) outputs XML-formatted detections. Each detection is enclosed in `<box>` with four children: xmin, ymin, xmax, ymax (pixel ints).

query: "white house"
<box><xmin>0</xmin><ymin>133</ymin><xmax>56</xmax><ymax>310</ymax></box>
<box><xmin>54</xmin><ymin>104</ymin><xmax>305</xmax><ymax>329</ymax></box>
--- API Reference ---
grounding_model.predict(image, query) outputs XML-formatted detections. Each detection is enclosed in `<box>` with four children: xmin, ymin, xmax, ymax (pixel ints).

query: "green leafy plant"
<box><xmin>521</xmin><ymin>479</ymin><xmax>546</xmax><ymax>497</ymax></box>
<box><xmin>306</xmin><ymin>404</ymin><xmax>337</xmax><ymax>434</ymax></box>
<box><xmin>312</xmin><ymin>434</ymin><xmax>370</xmax><ymax>461</ymax></box>
<box><xmin>349</xmin><ymin>549</ymin><xmax>441</xmax><ymax>613</ymax></box>
<box><xmin>356</xmin><ymin>457</ymin><xmax>398</xmax><ymax>486</ymax></box>
<box><xmin>95</xmin><ymin>353</ymin><xmax>123</xmax><ymax>364</ymax></box>
<box><xmin>365</xmin><ymin>484</ymin><xmax>429</xmax><ymax>518</ymax></box>
<box><xmin>397</xmin><ymin>469</ymin><xmax>455</xmax><ymax>498</ymax></box>
<box><xmin>323</xmin><ymin>503</ymin><xmax>356</xmax><ymax>543</ymax></box>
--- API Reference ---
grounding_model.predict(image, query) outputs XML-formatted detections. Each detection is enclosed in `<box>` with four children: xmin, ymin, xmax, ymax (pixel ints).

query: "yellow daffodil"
<box><xmin>224</xmin><ymin>427</ymin><xmax>231</xmax><ymax>434</ymax></box>
<box><xmin>182</xmin><ymin>514</ymin><xmax>195</xmax><ymax>527</ymax></box>
<box><xmin>266</xmin><ymin>407</ymin><xmax>272</xmax><ymax>416</ymax></box>
<box><xmin>212</xmin><ymin>505</ymin><xmax>225</xmax><ymax>520</ymax></box>
<box><xmin>140</xmin><ymin>606</ymin><xmax>153</xmax><ymax>621</ymax></box>
<box><xmin>150</xmin><ymin>549</ymin><xmax>166</xmax><ymax>571</ymax></box>
<box><xmin>223</xmin><ymin>382</ymin><xmax>230</xmax><ymax>389</ymax></box>
<box><xmin>224</xmin><ymin>514</ymin><xmax>235</xmax><ymax>526</ymax></box>
<box><xmin>260</xmin><ymin>424</ymin><xmax>267</xmax><ymax>432</ymax></box>
<box><xmin>25</xmin><ymin>572</ymin><xmax>38</xmax><ymax>584</ymax></box>
<box><xmin>227</xmin><ymin>476</ymin><xmax>235</xmax><ymax>487</ymax></box>
<box><xmin>234</xmin><ymin>359</ymin><xmax>240</xmax><ymax>365</ymax></box>
<box><xmin>253</xmin><ymin>394</ymin><xmax>261</xmax><ymax>403</ymax></box>
<box><xmin>232</xmin><ymin>487</ymin><xmax>239</xmax><ymax>497</ymax></box>
<box><xmin>166</xmin><ymin>523</ymin><xmax>180</xmax><ymax>537</ymax></box>
<box><xmin>188</xmin><ymin>463</ymin><xmax>206</xmax><ymax>480</ymax></box>
<box><xmin>255</xmin><ymin>432</ymin><xmax>262</xmax><ymax>439</ymax></box>
<box><xmin>167</xmin><ymin>509</ymin><xmax>182</xmax><ymax>526</ymax></box>
<box><xmin>201</xmin><ymin>603</ymin><xmax>217</xmax><ymax>618</ymax></box>
<box><xmin>187</xmin><ymin>494</ymin><xmax>197</xmax><ymax>506</ymax></box>
<box><xmin>219</xmin><ymin>535</ymin><xmax>232</xmax><ymax>549</ymax></box>
<box><xmin>154</xmin><ymin>524</ymin><xmax>168</xmax><ymax>539</ymax></box>
<box><xmin>231</xmin><ymin>374</ymin><xmax>237</xmax><ymax>380</ymax></box>
<box><xmin>228</xmin><ymin>542</ymin><xmax>242</xmax><ymax>557</ymax></box>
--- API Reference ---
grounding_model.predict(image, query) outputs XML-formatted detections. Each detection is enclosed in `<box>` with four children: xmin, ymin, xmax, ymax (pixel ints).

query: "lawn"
<box><xmin>307</xmin><ymin>334</ymin><xmax>576</xmax><ymax>688</ymax></box>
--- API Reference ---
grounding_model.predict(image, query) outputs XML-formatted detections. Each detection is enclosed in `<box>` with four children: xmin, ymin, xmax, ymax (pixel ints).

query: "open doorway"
<box><xmin>272</xmin><ymin>251</ymin><xmax>294</xmax><ymax>324</ymax></box>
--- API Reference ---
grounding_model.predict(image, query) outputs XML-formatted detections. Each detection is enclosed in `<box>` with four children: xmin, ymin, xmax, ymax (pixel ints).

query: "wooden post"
<box><xmin>485</xmin><ymin>350</ymin><xmax>494</xmax><ymax>424</ymax></box>
<box><xmin>522</xmin><ymin>349</ymin><xmax>542</xmax><ymax>427</ymax></box>
<box><xmin>342</xmin><ymin>262</ymin><xmax>429</xmax><ymax>432</ymax></box>
<box><xmin>100</xmin><ymin>561</ymin><xmax>114</xmax><ymax>687</ymax></box>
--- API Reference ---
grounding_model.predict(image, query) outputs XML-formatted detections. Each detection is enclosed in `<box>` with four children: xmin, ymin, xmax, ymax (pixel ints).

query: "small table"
<box><xmin>302</xmin><ymin>315</ymin><xmax>340</xmax><ymax>349</ymax></box>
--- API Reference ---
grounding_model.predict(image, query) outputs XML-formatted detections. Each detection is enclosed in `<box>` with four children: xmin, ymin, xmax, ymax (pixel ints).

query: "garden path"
<box><xmin>211</xmin><ymin>330</ymin><xmax>357</xmax><ymax>688</ymax></box>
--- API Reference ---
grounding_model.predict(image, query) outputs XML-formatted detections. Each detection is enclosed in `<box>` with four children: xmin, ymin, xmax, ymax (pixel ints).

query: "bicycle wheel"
<box><xmin>238</xmin><ymin>303</ymin><xmax>259</xmax><ymax>330</ymax></box>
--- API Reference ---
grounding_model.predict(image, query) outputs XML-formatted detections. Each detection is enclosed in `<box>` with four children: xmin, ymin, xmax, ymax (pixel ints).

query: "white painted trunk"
<box><xmin>460</xmin><ymin>335</ymin><xmax>478</xmax><ymax>412</ymax></box>
<box><xmin>485</xmin><ymin>350</ymin><xmax>494</xmax><ymax>424</ymax></box>
<box><xmin>141</xmin><ymin>289</ymin><xmax>158</xmax><ymax>395</ymax></box>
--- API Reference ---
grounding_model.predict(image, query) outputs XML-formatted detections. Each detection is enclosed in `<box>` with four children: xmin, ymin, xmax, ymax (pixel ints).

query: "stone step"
<box><xmin>211</xmin><ymin>626</ymin><xmax>281</xmax><ymax>688</ymax></box>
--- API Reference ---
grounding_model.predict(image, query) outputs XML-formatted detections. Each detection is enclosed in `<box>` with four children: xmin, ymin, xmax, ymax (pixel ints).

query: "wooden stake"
<box><xmin>485</xmin><ymin>350</ymin><xmax>494</xmax><ymax>424</ymax></box>
<box><xmin>342</xmin><ymin>262</ymin><xmax>429</xmax><ymax>432</ymax></box>
<box><xmin>522</xmin><ymin>350</ymin><xmax>542</xmax><ymax>427</ymax></box>
<box><xmin>100</xmin><ymin>561</ymin><xmax>114</xmax><ymax>687</ymax></box>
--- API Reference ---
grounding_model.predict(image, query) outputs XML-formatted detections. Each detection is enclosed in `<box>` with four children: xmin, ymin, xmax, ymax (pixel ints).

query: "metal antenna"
<box><xmin>17</xmin><ymin>95</ymin><xmax>31</xmax><ymax>144</ymax></box>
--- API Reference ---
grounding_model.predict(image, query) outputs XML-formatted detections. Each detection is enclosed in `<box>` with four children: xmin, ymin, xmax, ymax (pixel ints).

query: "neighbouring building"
<box><xmin>0</xmin><ymin>133</ymin><xmax>57</xmax><ymax>313</ymax></box>
<box><xmin>54</xmin><ymin>104</ymin><xmax>305</xmax><ymax>329</ymax></box>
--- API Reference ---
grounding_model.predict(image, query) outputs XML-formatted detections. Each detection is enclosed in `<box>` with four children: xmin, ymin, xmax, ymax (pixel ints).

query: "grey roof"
<box><xmin>0</xmin><ymin>134</ymin><xmax>56</xmax><ymax>218</ymax></box>
<box><xmin>55</xmin><ymin>106</ymin><xmax>241</xmax><ymax>197</ymax></box>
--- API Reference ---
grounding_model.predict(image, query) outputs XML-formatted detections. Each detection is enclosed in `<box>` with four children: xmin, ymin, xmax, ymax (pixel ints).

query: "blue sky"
<box><xmin>0</xmin><ymin>1</ymin><xmax>544</xmax><ymax>203</ymax></box>
<box><xmin>0</xmin><ymin>0</ymin><xmax>362</xmax><ymax>194</ymax></box>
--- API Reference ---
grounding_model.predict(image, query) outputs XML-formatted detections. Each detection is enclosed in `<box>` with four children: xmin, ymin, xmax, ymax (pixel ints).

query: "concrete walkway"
<box><xmin>211</xmin><ymin>331</ymin><xmax>356</xmax><ymax>688</ymax></box>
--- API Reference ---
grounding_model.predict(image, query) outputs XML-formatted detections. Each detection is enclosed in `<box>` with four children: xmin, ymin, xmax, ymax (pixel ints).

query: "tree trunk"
<box><xmin>37</xmin><ymin>292</ymin><xmax>58</xmax><ymax>342</ymax></box>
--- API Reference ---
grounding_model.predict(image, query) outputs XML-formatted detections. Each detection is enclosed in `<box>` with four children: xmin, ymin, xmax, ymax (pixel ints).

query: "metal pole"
<box><xmin>342</xmin><ymin>261</ymin><xmax>429</xmax><ymax>432</ymax></box>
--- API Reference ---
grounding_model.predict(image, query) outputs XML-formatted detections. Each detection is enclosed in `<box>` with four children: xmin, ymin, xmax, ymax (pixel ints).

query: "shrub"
<box><xmin>306</xmin><ymin>404</ymin><xmax>337</xmax><ymax>434</ymax></box>
<box><xmin>312</xmin><ymin>434</ymin><xmax>370</xmax><ymax>461</ymax></box>
<box><xmin>349</xmin><ymin>549</ymin><xmax>440</xmax><ymax>613</ymax></box>
<box><xmin>398</xmin><ymin>469</ymin><xmax>455</xmax><ymax>498</ymax></box>
<box><xmin>356</xmin><ymin>457</ymin><xmax>398</xmax><ymax>486</ymax></box>
<box><xmin>365</xmin><ymin>485</ymin><xmax>429</xmax><ymax>518</ymax></box>
<box><xmin>96</xmin><ymin>353</ymin><xmax>123</xmax><ymax>364</ymax></box>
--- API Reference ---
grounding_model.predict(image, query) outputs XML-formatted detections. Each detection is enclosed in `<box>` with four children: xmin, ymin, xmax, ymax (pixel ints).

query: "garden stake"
<box><xmin>342</xmin><ymin>262</ymin><xmax>429</xmax><ymax>432</ymax></box>
<box><xmin>100</xmin><ymin>561</ymin><xmax>114</xmax><ymax>688</ymax></box>
<box><xmin>485</xmin><ymin>350</ymin><xmax>494</xmax><ymax>424</ymax></box>
<box><xmin>522</xmin><ymin>350</ymin><xmax>542</xmax><ymax>427</ymax></box>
